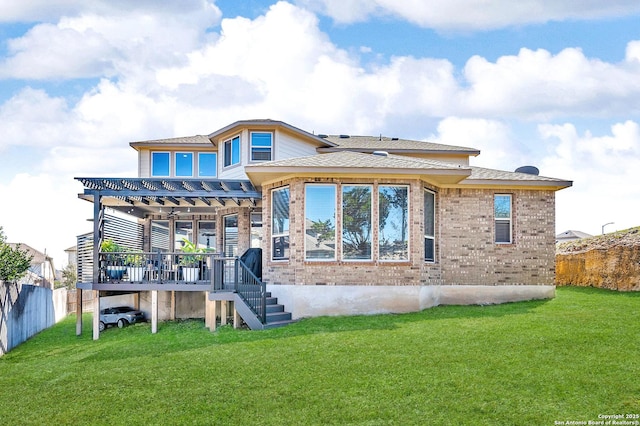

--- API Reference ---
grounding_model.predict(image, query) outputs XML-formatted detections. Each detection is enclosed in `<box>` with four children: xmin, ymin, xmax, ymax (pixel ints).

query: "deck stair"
<box><xmin>263</xmin><ymin>292</ymin><xmax>294</xmax><ymax>329</ymax></box>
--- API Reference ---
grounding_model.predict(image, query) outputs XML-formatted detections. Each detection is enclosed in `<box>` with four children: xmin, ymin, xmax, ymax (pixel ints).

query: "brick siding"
<box><xmin>262</xmin><ymin>178</ymin><xmax>556</xmax><ymax>287</ymax></box>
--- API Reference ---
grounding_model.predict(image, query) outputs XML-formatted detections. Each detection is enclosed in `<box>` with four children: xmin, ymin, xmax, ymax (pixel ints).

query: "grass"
<box><xmin>1</xmin><ymin>287</ymin><xmax>639</xmax><ymax>425</ymax></box>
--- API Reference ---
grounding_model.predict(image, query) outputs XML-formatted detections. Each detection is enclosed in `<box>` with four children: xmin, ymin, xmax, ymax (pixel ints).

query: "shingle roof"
<box><xmin>247</xmin><ymin>151</ymin><xmax>468</xmax><ymax>172</ymax></box>
<box><xmin>318</xmin><ymin>135</ymin><xmax>480</xmax><ymax>155</ymax></box>
<box><xmin>130</xmin><ymin>135</ymin><xmax>212</xmax><ymax>147</ymax></box>
<box><xmin>246</xmin><ymin>151</ymin><xmax>572</xmax><ymax>188</ymax></box>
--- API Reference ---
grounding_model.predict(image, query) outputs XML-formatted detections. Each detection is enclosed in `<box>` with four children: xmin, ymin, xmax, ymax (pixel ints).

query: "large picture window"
<box><xmin>342</xmin><ymin>185</ymin><xmax>372</xmax><ymax>260</ymax></box>
<box><xmin>424</xmin><ymin>189</ymin><xmax>435</xmax><ymax>262</ymax></box>
<box><xmin>495</xmin><ymin>194</ymin><xmax>512</xmax><ymax>244</ymax></box>
<box><xmin>379</xmin><ymin>185</ymin><xmax>409</xmax><ymax>261</ymax></box>
<box><xmin>250</xmin><ymin>132</ymin><xmax>273</xmax><ymax>161</ymax></box>
<box><xmin>272</xmin><ymin>187</ymin><xmax>290</xmax><ymax>261</ymax></box>
<box><xmin>223</xmin><ymin>136</ymin><xmax>240</xmax><ymax>167</ymax></box>
<box><xmin>305</xmin><ymin>184</ymin><xmax>336</xmax><ymax>260</ymax></box>
<box><xmin>151</xmin><ymin>152</ymin><xmax>170</xmax><ymax>177</ymax></box>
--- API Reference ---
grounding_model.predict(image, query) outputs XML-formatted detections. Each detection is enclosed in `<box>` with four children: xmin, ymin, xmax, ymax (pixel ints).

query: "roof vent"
<box><xmin>515</xmin><ymin>165</ymin><xmax>540</xmax><ymax>175</ymax></box>
<box><xmin>317</xmin><ymin>134</ymin><xmax>328</xmax><ymax>138</ymax></box>
<box><xmin>391</xmin><ymin>137</ymin><xmax>399</xmax><ymax>141</ymax></box>
<box><xmin>372</xmin><ymin>151</ymin><xmax>389</xmax><ymax>157</ymax></box>
<box><xmin>339</xmin><ymin>134</ymin><xmax>350</xmax><ymax>139</ymax></box>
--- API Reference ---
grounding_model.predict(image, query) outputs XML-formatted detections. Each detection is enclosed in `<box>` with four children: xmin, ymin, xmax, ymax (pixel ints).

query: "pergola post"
<box><xmin>92</xmin><ymin>290</ymin><xmax>100</xmax><ymax>340</ymax></box>
<box><xmin>205</xmin><ymin>295</ymin><xmax>216</xmax><ymax>331</ymax></box>
<box><xmin>92</xmin><ymin>193</ymin><xmax>103</xmax><ymax>341</ymax></box>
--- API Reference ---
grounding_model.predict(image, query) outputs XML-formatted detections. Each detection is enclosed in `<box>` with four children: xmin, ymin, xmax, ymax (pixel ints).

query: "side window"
<box><xmin>250</xmin><ymin>132</ymin><xmax>273</xmax><ymax>161</ymax></box>
<box><xmin>151</xmin><ymin>152</ymin><xmax>170</xmax><ymax>177</ymax></box>
<box><xmin>223</xmin><ymin>136</ymin><xmax>240</xmax><ymax>167</ymax></box>
<box><xmin>175</xmin><ymin>152</ymin><xmax>193</xmax><ymax>177</ymax></box>
<box><xmin>494</xmin><ymin>194</ymin><xmax>512</xmax><ymax>244</ymax></box>
<box><xmin>271</xmin><ymin>187</ymin><xmax>290</xmax><ymax>261</ymax></box>
<box><xmin>198</xmin><ymin>153</ymin><xmax>217</xmax><ymax>177</ymax></box>
<box><xmin>424</xmin><ymin>189</ymin><xmax>435</xmax><ymax>262</ymax></box>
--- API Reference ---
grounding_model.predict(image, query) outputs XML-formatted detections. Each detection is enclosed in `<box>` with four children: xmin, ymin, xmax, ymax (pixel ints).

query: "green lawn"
<box><xmin>1</xmin><ymin>287</ymin><xmax>638</xmax><ymax>425</ymax></box>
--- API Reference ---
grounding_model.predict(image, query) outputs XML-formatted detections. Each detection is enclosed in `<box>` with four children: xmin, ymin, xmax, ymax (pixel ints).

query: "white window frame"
<box><xmin>378</xmin><ymin>184</ymin><xmax>410</xmax><ymax>262</ymax></box>
<box><xmin>494</xmin><ymin>194</ymin><xmax>513</xmax><ymax>244</ymax></box>
<box><xmin>271</xmin><ymin>186</ymin><xmax>290</xmax><ymax>261</ymax></box>
<box><xmin>304</xmin><ymin>183</ymin><xmax>337</xmax><ymax>261</ymax></box>
<box><xmin>424</xmin><ymin>188</ymin><xmax>436</xmax><ymax>262</ymax></box>
<box><xmin>174</xmin><ymin>152</ymin><xmax>194</xmax><ymax>177</ymax></box>
<box><xmin>197</xmin><ymin>152</ymin><xmax>217</xmax><ymax>178</ymax></box>
<box><xmin>341</xmin><ymin>184</ymin><xmax>373</xmax><ymax>262</ymax></box>
<box><xmin>151</xmin><ymin>151</ymin><xmax>171</xmax><ymax>177</ymax></box>
<box><xmin>223</xmin><ymin>135</ymin><xmax>241</xmax><ymax>168</ymax></box>
<box><xmin>250</xmin><ymin>131</ymin><xmax>273</xmax><ymax>162</ymax></box>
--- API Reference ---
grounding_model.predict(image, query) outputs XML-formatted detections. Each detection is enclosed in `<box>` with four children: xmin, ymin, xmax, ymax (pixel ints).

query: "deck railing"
<box><xmin>99</xmin><ymin>251</ymin><xmax>235</xmax><ymax>286</ymax></box>
<box><xmin>234</xmin><ymin>258</ymin><xmax>267</xmax><ymax>324</ymax></box>
<box><xmin>98</xmin><ymin>251</ymin><xmax>267</xmax><ymax>324</ymax></box>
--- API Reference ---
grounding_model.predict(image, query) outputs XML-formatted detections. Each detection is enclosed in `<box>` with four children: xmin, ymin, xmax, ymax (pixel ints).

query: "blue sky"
<box><xmin>0</xmin><ymin>0</ymin><xmax>639</xmax><ymax>266</ymax></box>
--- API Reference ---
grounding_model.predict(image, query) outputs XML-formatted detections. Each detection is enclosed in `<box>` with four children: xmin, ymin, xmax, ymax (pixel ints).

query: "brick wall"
<box><xmin>262</xmin><ymin>178</ymin><xmax>556</xmax><ymax>287</ymax></box>
<box><xmin>440</xmin><ymin>188</ymin><xmax>556</xmax><ymax>286</ymax></box>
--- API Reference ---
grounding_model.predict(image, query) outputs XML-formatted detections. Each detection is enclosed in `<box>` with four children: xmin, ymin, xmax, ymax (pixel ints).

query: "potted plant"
<box><xmin>178</xmin><ymin>238</ymin><xmax>207</xmax><ymax>282</ymax></box>
<box><xmin>125</xmin><ymin>251</ymin><xmax>146</xmax><ymax>282</ymax></box>
<box><xmin>101</xmin><ymin>239</ymin><xmax>126</xmax><ymax>280</ymax></box>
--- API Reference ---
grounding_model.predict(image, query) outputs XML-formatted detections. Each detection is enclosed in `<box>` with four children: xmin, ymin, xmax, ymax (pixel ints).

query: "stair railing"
<box><xmin>234</xmin><ymin>258</ymin><xmax>267</xmax><ymax>324</ymax></box>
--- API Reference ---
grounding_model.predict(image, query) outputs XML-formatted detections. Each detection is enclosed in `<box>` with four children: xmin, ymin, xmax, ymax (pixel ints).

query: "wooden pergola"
<box><xmin>75</xmin><ymin>177</ymin><xmax>262</xmax><ymax>339</ymax></box>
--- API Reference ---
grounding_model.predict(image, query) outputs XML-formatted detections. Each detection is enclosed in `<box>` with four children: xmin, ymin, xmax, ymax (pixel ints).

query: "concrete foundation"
<box><xmin>267</xmin><ymin>284</ymin><xmax>556</xmax><ymax>320</ymax></box>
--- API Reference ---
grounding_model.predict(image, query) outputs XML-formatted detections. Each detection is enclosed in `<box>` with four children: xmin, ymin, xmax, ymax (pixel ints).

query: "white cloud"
<box><xmin>427</xmin><ymin>117</ymin><xmax>531</xmax><ymax>172</ymax></box>
<box><xmin>0</xmin><ymin>2</ymin><xmax>221</xmax><ymax>79</ymax></box>
<box><xmin>0</xmin><ymin>0</ymin><xmax>221</xmax><ymax>24</ymax></box>
<box><xmin>296</xmin><ymin>0</ymin><xmax>640</xmax><ymax>30</ymax></box>
<box><xmin>461</xmin><ymin>47</ymin><xmax>640</xmax><ymax>119</ymax></box>
<box><xmin>540</xmin><ymin>120</ymin><xmax>640</xmax><ymax>235</ymax></box>
<box><xmin>0</xmin><ymin>173</ymin><xmax>92</xmax><ymax>267</ymax></box>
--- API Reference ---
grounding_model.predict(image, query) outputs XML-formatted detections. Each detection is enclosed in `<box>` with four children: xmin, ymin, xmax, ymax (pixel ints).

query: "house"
<box><xmin>7</xmin><ymin>243</ymin><xmax>55</xmax><ymax>289</ymax></box>
<box><xmin>556</xmin><ymin>230</ymin><xmax>593</xmax><ymax>244</ymax></box>
<box><xmin>75</xmin><ymin>119</ymin><xmax>572</xmax><ymax>339</ymax></box>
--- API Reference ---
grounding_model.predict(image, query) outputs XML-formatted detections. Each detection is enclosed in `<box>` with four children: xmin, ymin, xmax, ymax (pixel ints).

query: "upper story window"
<box><xmin>198</xmin><ymin>153</ymin><xmax>217</xmax><ymax>177</ymax></box>
<box><xmin>151</xmin><ymin>152</ymin><xmax>170</xmax><ymax>177</ymax></box>
<box><xmin>250</xmin><ymin>132</ymin><xmax>273</xmax><ymax>162</ymax></box>
<box><xmin>494</xmin><ymin>194</ymin><xmax>512</xmax><ymax>244</ymax></box>
<box><xmin>175</xmin><ymin>152</ymin><xmax>193</xmax><ymax>177</ymax></box>
<box><xmin>223</xmin><ymin>136</ymin><xmax>240</xmax><ymax>168</ymax></box>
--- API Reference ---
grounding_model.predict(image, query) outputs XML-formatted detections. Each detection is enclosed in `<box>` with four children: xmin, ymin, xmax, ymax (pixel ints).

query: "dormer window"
<box><xmin>250</xmin><ymin>132</ymin><xmax>272</xmax><ymax>162</ymax></box>
<box><xmin>223</xmin><ymin>136</ymin><xmax>240</xmax><ymax>167</ymax></box>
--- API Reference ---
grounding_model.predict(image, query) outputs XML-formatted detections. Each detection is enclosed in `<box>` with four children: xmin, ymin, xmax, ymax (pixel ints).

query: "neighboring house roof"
<box><xmin>317</xmin><ymin>135</ymin><xmax>480</xmax><ymax>156</ymax></box>
<box><xmin>556</xmin><ymin>230</ymin><xmax>593</xmax><ymax>240</ymax></box>
<box><xmin>7</xmin><ymin>243</ymin><xmax>48</xmax><ymax>264</ymax></box>
<box><xmin>245</xmin><ymin>151</ymin><xmax>572</xmax><ymax>189</ymax></box>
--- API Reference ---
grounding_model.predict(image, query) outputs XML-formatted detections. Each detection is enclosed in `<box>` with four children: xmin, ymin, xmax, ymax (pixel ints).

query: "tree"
<box><xmin>60</xmin><ymin>263</ymin><xmax>77</xmax><ymax>289</ymax></box>
<box><xmin>0</xmin><ymin>226</ymin><xmax>32</xmax><ymax>283</ymax></box>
